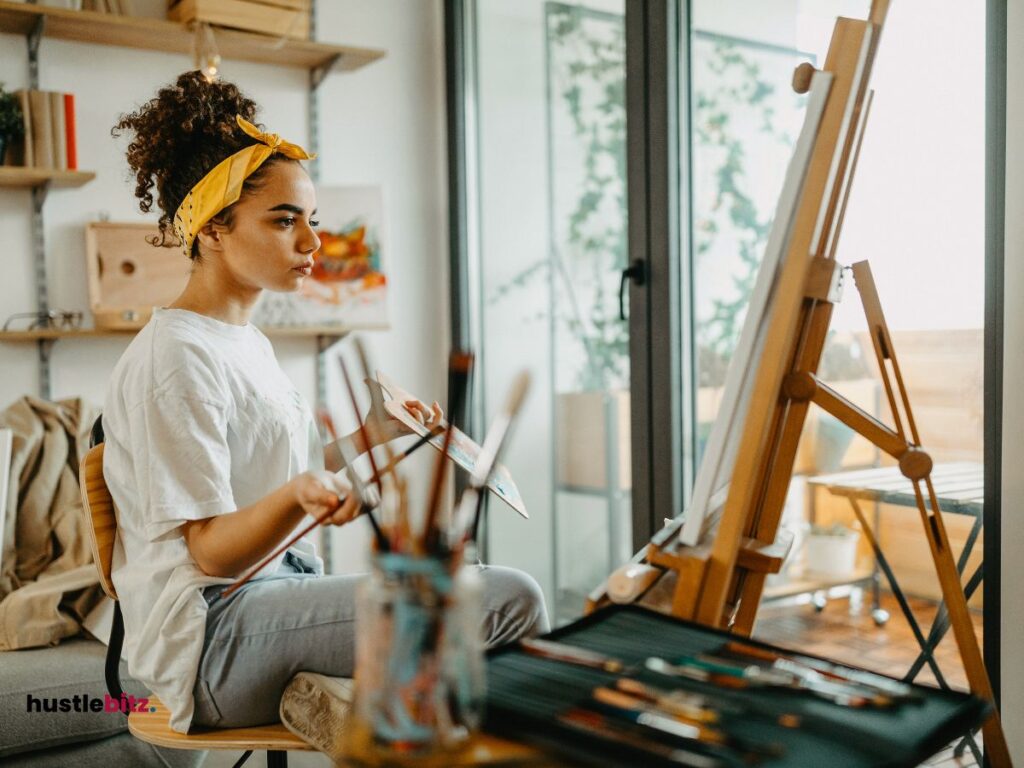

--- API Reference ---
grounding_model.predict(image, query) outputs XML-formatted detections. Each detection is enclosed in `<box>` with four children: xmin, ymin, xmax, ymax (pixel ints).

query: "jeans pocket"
<box><xmin>193</xmin><ymin>677</ymin><xmax>224</xmax><ymax>728</ymax></box>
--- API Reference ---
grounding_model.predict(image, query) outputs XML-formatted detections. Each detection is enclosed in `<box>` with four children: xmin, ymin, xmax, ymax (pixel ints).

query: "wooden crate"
<box><xmin>168</xmin><ymin>0</ymin><xmax>311</xmax><ymax>41</ymax></box>
<box><xmin>86</xmin><ymin>222</ymin><xmax>192</xmax><ymax>330</ymax></box>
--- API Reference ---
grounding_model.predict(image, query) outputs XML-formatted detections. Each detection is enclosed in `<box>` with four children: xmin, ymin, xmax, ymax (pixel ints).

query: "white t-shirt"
<box><xmin>102</xmin><ymin>307</ymin><xmax>325</xmax><ymax>733</ymax></box>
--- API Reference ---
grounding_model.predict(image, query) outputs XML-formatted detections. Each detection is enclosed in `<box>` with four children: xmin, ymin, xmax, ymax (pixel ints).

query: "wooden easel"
<box><xmin>591</xmin><ymin>1</ymin><xmax>1012</xmax><ymax>763</ymax></box>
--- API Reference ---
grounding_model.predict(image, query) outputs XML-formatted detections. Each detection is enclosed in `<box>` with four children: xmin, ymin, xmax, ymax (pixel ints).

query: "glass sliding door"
<box><xmin>455</xmin><ymin>0</ymin><xmax>628</xmax><ymax>626</ymax></box>
<box><xmin>450</xmin><ymin>0</ymin><xmax>990</xmax><ymax>660</ymax></box>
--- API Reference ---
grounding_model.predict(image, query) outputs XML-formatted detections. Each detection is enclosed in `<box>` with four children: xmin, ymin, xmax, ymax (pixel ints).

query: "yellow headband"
<box><xmin>172</xmin><ymin>115</ymin><xmax>316</xmax><ymax>255</ymax></box>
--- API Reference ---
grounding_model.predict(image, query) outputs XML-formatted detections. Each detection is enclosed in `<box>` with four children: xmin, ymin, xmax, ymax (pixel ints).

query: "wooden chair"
<box><xmin>78</xmin><ymin>423</ymin><xmax>315</xmax><ymax>768</ymax></box>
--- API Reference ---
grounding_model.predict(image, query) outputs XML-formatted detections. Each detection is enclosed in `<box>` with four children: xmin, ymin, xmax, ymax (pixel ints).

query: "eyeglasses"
<box><xmin>3</xmin><ymin>310</ymin><xmax>84</xmax><ymax>332</ymax></box>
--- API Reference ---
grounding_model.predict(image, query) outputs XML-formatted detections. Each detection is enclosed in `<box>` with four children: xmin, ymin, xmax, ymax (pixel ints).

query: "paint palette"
<box><xmin>376</xmin><ymin>370</ymin><xmax>528</xmax><ymax>519</ymax></box>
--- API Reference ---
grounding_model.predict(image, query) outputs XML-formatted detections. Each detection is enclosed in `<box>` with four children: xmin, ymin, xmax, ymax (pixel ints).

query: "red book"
<box><xmin>63</xmin><ymin>93</ymin><xmax>77</xmax><ymax>171</ymax></box>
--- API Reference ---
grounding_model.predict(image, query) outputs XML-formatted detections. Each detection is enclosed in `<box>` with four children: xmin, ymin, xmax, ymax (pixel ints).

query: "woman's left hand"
<box><xmin>361</xmin><ymin>379</ymin><xmax>444</xmax><ymax>448</ymax></box>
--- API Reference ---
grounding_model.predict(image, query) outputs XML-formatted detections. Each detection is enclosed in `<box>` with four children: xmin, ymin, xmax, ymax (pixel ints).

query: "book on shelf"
<box><xmin>28</xmin><ymin>90</ymin><xmax>53</xmax><ymax>169</ymax></box>
<box><xmin>3</xmin><ymin>90</ymin><xmax>79</xmax><ymax>171</ymax></box>
<box><xmin>64</xmin><ymin>94</ymin><xmax>77</xmax><ymax>171</ymax></box>
<box><xmin>50</xmin><ymin>91</ymin><xmax>67</xmax><ymax>171</ymax></box>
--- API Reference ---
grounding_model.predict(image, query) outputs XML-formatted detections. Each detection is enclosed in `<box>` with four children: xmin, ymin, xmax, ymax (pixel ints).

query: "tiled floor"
<box><xmin>754</xmin><ymin>591</ymin><xmax>985</xmax><ymax>767</ymax></box>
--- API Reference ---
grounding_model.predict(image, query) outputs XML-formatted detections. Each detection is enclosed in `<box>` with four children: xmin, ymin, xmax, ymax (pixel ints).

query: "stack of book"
<box><xmin>7</xmin><ymin>90</ymin><xmax>78</xmax><ymax>171</ymax></box>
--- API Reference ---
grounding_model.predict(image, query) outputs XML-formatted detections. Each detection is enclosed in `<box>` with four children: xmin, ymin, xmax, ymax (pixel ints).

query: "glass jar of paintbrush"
<box><xmin>349</xmin><ymin>550</ymin><xmax>485</xmax><ymax>764</ymax></box>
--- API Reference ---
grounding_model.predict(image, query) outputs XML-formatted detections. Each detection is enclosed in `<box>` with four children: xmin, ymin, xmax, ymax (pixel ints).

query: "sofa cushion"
<box><xmin>3</xmin><ymin>731</ymin><xmax>207</xmax><ymax>768</ymax></box>
<box><xmin>0</xmin><ymin>636</ymin><xmax>150</xmax><ymax>758</ymax></box>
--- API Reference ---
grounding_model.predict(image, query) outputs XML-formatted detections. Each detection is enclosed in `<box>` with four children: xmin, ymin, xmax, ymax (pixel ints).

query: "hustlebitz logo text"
<box><xmin>26</xmin><ymin>693</ymin><xmax>157</xmax><ymax>714</ymax></box>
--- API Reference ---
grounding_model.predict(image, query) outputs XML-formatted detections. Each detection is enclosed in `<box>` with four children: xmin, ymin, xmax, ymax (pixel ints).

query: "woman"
<box><xmin>102</xmin><ymin>71</ymin><xmax>548</xmax><ymax>734</ymax></box>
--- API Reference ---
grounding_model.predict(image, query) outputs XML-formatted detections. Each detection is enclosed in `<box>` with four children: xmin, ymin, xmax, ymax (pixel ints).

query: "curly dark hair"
<box><xmin>112</xmin><ymin>70</ymin><xmax>296</xmax><ymax>261</ymax></box>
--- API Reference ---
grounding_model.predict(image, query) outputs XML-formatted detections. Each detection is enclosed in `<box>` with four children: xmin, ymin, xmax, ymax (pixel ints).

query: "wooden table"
<box><xmin>809</xmin><ymin>462</ymin><xmax>984</xmax><ymax>517</ymax></box>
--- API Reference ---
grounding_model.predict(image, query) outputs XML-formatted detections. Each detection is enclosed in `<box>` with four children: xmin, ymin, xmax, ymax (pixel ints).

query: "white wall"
<box><xmin>0</xmin><ymin>0</ymin><xmax>448</xmax><ymax>575</ymax></box>
<box><xmin>1002</xmin><ymin>0</ymin><xmax>1023</xmax><ymax>759</ymax></box>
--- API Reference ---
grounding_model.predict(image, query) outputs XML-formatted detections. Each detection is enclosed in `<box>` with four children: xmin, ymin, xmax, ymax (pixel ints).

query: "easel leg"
<box><xmin>845</xmin><ymin>499</ymin><xmax>950</xmax><ymax>688</ymax></box>
<box><xmin>910</xmin><ymin>477</ymin><xmax>1010</xmax><ymax>767</ymax></box>
<box><xmin>907</xmin><ymin>563</ymin><xmax>984</xmax><ymax>682</ymax></box>
<box><xmin>850</xmin><ymin>261</ymin><xmax>1011</xmax><ymax>766</ymax></box>
<box><xmin>905</xmin><ymin>512</ymin><xmax>984</xmax><ymax>683</ymax></box>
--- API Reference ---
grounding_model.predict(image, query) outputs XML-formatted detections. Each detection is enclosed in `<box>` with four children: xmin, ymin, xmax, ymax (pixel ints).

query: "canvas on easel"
<box><xmin>681</xmin><ymin>70</ymin><xmax>834</xmax><ymax>548</ymax></box>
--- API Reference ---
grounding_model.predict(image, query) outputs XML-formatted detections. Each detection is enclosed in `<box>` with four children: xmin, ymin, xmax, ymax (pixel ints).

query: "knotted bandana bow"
<box><xmin>172</xmin><ymin>115</ymin><xmax>316</xmax><ymax>256</ymax></box>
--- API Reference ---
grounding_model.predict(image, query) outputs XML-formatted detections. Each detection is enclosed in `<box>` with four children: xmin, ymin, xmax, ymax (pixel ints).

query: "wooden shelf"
<box><xmin>0</xmin><ymin>325</ymin><xmax>386</xmax><ymax>342</ymax></box>
<box><xmin>0</xmin><ymin>1</ymin><xmax>385</xmax><ymax>73</ymax></box>
<box><xmin>0</xmin><ymin>167</ymin><xmax>96</xmax><ymax>189</ymax></box>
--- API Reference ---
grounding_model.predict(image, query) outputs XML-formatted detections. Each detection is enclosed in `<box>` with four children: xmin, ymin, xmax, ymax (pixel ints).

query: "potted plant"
<box><xmin>0</xmin><ymin>84</ymin><xmax>24</xmax><ymax>166</ymax></box>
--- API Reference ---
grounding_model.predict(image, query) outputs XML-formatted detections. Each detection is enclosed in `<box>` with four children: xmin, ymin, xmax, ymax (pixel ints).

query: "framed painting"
<box><xmin>251</xmin><ymin>185</ymin><xmax>390</xmax><ymax>330</ymax></box>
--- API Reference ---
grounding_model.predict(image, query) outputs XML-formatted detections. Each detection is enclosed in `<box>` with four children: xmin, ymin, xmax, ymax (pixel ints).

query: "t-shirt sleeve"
<box><xmin>132</xmin><ymin>393</ymin><xmax>237</xmax><ymax>543</ymax></box>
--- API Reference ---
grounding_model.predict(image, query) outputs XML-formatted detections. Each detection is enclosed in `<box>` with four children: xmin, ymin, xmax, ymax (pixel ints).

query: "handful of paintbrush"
<box><xmin>514</xmin><ymin>634</ymin><xmax>924</xmax><ymax>767</ymax></box>
<box><xmin>222</xmin><ymin>337</ymin><xmax>531</xmax><ymax>596</ymax></box>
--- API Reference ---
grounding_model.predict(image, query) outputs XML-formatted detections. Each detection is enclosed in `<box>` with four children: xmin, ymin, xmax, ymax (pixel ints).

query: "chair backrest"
<box><xmin>79</xmin><ymin>443</ymin><xmax>118</xmax><ymax>601</ymax></box>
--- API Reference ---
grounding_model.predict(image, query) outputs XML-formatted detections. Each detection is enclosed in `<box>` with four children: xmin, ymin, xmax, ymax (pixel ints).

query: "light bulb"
<box><xmin>194</xmin><ymin>22</ymin><xmax>221</xmax><ymax>83</ymax></box>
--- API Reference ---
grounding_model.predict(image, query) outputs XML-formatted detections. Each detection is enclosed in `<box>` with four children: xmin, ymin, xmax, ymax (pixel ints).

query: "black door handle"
<box><xmin>619</xmin><ymin>260</ymin><xmax>646</xmax><ymax>321</ymax></box>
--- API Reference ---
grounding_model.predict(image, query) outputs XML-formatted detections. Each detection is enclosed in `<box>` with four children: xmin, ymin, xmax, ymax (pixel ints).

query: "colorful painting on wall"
<box><xmin>251</xmin><ymin>185</ymin><xmax>389</xmax><ymax>329</ymax></box>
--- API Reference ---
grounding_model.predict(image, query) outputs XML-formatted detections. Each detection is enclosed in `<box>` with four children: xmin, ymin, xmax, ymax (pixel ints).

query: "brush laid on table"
<box><xmin>589</xmin><ymin>686</ymin><xmax>785</xmax><ymax>759</ymax></box>
<box><xmin>719</xmin><ymin>640</ymin><xmax>919</xmax><ymax>702</ymax></box>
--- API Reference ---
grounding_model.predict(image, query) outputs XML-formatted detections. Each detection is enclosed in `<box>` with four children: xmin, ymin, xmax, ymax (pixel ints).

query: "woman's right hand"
<box><xmin>291</xmin><ymin>470</ymin><xmax>361</xmax><ymax>526</ymax></box>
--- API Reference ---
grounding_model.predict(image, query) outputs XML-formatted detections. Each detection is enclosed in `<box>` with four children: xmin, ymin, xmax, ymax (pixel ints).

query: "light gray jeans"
<box><xmin>190</xmin><ymin>552</ymin><xmax>549</xmax><ymax>729</ymax></box>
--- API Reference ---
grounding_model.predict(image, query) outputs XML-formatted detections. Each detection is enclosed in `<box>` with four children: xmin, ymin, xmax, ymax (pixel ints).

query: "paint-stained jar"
<box><xmin>349</xmin><ymin>551</ymin><xmax>485</xmax><ymax>763</ymax></box>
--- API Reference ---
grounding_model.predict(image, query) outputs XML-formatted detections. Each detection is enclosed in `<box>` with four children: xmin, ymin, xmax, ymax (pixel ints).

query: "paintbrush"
<box><xmin>450</xmin><ymin>370</ymin><xmax>531</xmax><ymax>548</ymax></box>
<box><xmin>422</xmin><ymin>350</ymin><xmax>473</xmax><ymax>554</ymax></box>
<box><xmin>519</xmin><ymin>638</ymin><xmax>625</xmax><ymax>673</ymax></box>
<box><xmin>592</xmin><ymin>687</ymin><xmax>785</xmax><ymax>759</ymax></box>
<box><xmin>320</xmin><ymin>406</ymin><xmax>390</xmax><ymax>552</ymax></box>
<box><xmin>322</xmin><ymin>409</ymin><xmax>438</xmax><ymax>493</ymax></box>
<box><xmin>646</xmin><ymin>656</ymin><xmax>872</xmax><ymax>708</ymax></box>
<box><xmin>221</xmin><ymin>462</ymin><xmax>385</xmax><ymax>602</ymax></box>
<box><xmin>335</xmin><ymin>350</ymin><xmax>402</xmax><ymax>552</ymax></box>
<box><xmin>692</xmin><ymin>652</ymin><xmax>888</xmax><ymax>706</ymax></box>
<box><xmin>222</xmin><ymin>406</ymin><xmax>389</xmax><ymax>598</ymax></box>
<box><xmin>221</xmin><ymin>463</ymin><xmax>383</xmax><ymax>597</ymax></box>
<box><xmin>557</xmin><ymin>708</ymin><xmax>727</xmax><ymax>768</ymax></box>
<box><xmin>220</xmin><ymin>485</ymin><xmax>361</xmax><ymax>600</ymax></box>
<box><xmin>376</xmin><ymin>426</ymin><xmax>444</xmax><ymax>475</ymax></box>
<box><xmin>614</xmin><ymin>679</ymin><xmax>720</xmax><ymax>723</ymax></box>
<box><xmin>349</xmin><ymin>337</ymin><xmax>404</xmax><ymax>543</ymax></box>
<box><xmin>697</xmin><ymin>651</ymin><xmax>889</xmax><ymax>707</ymax></box>
<box><xmin>337</xmin><ymin>356</ymin><xmax>385</xmax><ymax>498</ymax></box>
<box><xmin>720</xmin><ymin>641</ymin><xmax>919</xmax><ymax>702</ymax></box>
<box><xmin>361</xmin><ymin>368</ymin><xmax>415</xmax><ymax>552</ymax></box>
